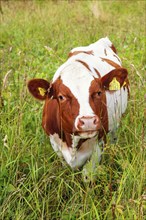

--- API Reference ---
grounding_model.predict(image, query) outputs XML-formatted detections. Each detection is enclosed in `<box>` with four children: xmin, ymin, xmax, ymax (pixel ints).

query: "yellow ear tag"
<box><xmin>38</xmin><ymin>87</ymin><xmax>46</xmax><ymax>96</ymax></box>
<box><xmin>109</xmin><ymin>77</ymin><xmax>120</xmax><ymax>90</ymax></box>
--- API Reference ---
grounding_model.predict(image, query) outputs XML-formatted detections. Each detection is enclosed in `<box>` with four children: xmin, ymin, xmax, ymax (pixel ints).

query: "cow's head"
<box><xmin>28</xmin><ymin>62</ymin><xmax>128</xmax><ymax>143</ymax></box>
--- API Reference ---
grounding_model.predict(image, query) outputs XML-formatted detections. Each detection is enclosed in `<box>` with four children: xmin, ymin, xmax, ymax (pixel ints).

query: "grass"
<box><xmin>0</xmin><ymin>0</ymin><xmax>145</xmax><ymax>219</ymax></box>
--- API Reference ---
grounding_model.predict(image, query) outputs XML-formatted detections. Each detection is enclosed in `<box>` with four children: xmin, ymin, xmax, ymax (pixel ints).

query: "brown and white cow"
<box><xmin>28</xmin><ymin>37</ymin><xmax>129</xmax><ymax>170</ymax></box>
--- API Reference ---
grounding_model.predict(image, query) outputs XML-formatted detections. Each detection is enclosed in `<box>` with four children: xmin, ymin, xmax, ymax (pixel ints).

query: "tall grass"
<box><xmin>0</xmin><ymin>1</ymin><xmax>145</xmax><ymax>219</ymax></box>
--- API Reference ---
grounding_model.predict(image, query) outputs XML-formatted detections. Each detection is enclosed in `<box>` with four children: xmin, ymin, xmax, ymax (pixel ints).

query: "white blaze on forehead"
<box><xmin>60</xmin><ymin>61</ymin><xmax>95</xmax><ymax>116</ymax></box>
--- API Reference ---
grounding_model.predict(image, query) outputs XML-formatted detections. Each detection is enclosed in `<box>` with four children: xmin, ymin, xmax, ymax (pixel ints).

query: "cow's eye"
<box><xmin>96</xmin><ymin>91</ymin><xmax>102</xmax><ymax>96</ymax></box>
<box><xmin>58</xmin><ymin>94</ymin><xmax>66</xmax><ymax>102</ymax></box>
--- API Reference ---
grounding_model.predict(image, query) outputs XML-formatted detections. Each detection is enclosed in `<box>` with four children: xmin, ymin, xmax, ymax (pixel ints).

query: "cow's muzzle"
<box><xmin>75</xmin><ymin>115</ymin><xmax>101</xmax><ymax>135</ymax></box>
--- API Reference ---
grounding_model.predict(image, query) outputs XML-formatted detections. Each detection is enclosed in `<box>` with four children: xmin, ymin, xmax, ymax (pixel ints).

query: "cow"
<box><xmin>27</xmin><ymin>37</ymin><xmax>129</xmax><ymax>171</ymax></box>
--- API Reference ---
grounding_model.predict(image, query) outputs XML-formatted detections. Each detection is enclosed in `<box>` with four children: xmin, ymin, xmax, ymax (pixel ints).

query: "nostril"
<box><xmin>93</xmin><ymin>117</ymin><xmax>99</xmax><ymax>125</ymax></box>
<box><xmin>78</xmin><ymin>118</ymin><xmax>84</xmax><ymax>127</ymax></box>
<box><xmin>79</xmin><ymin>119</ymin><xmax>85</xmax><ymax>126</ymax></box>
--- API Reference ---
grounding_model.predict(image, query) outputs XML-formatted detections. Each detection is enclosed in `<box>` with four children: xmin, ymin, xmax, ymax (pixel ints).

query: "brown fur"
<box><xmin>94</xmin><ymin>68</ymin><xmax>101</xmax><ymax>78</ymax></box>
<box><xmin>89</xmin><ymin>78</ymin><xmax>108</xmax><ymax>138</ymax></box>
<box><xmin>101</xmin><ymin>57</ymin><xmax>121</xmax><ymax>69</ymax></box>
<box><xmin>68</xmin><ymin>50</ymin><xmax>93</xmax><ymax>58</ymax></box>
<box><xmin>110</xmin><ymin>44</ymin><xmax>117</xmax><ymax>54</ymax></box>
<box><xmin>101</xmin><ymin>68</ymin><xmax>128</xmax><ymax>90</ymax></box>
<box><xmin>28</xmin><ymin>79</ymin><xmax>50</xmax><ymax>100</ymax></box>
<box><xmin>42</xmin><ymin>78</ymin><xmax>80</xmax><ymax>146</ymax></box>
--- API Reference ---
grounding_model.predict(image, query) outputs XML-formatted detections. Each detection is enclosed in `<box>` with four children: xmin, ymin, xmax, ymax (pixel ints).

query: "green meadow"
<box><xmin>0</xmin><ymin>1</ymin><xmax>145</xmax><ymax>219</ymax></box>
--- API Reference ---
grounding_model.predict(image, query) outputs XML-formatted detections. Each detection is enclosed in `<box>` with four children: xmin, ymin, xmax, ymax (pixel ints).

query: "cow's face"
<box><xmin>52</xmin><ymin>63</ymin><xmax>106</xmax><ymax>139</ymax></box>
<box><xmin>28</xmin><ymin>64</ymin><xmax>128</xmax><ymax>139</ymax></box>
<box><xmin>51</xmin><ymin>78</ymin><xmax>103</xmax><ymax>139</ymax></box>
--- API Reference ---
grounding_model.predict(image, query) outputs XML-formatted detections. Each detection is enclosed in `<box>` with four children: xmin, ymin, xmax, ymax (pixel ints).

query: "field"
<box><xmin>0</xmin><ymin>0</ymin><xmax>145</xmax><ymax>219</ymax></box>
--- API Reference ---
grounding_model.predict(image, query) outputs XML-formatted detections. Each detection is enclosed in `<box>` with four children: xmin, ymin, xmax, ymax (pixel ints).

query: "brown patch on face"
<box><xmin>52</xmin><ymin>78</ymin><xmax>80</xmax><ymax>135</ymax></box>
<box><xmin>110</xmin><ymin>44</ymin><xmax>117</xmax><ymax>54</ymax></box>
<box><xmin>89</xmin><ymin>79</ymin><xmax>108</xmax><ymax>139</ymax></box>
<box><xmin>42</xmin><ymin>98</ymin><xmax>61</xmax><ymax>136</ymax></box>
<box><xmin>101</xmin><ymin>57</ymin><xmax>121</xmax><ymax>69</ymax></box>
<box><xmin>68</xmin><ymin>50</ymin><xmax>94</xmax><ymax>58</ymax></box>
<box><xmin>76</xmin><ymin>59</ymin><xmax>91</xmax><ymax>72</ymax></box>
<box><xmin>42</xmin><ymin>78</ymin><xmax>80</xmax><ymax>147</ymax></box>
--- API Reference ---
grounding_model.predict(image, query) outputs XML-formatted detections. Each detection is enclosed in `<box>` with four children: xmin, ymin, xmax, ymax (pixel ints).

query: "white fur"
<box><xmin>50</xmin><ymin>133</ymin><xmax>101</xmax><ymax>169</ymax></box>
<box><xmin>53</xmin><ymin>37</ymin><xmax>120</xmax><ymax>81</ymax></box>
<box><xmin>60</xmin><ymin>62</ymin><xmax>95</xmax><ymax>119</ymax></box>
<box><xmin>106</xmin><ymin>87</ymin><xmax>128</xmax><ymax>131</ymax></box>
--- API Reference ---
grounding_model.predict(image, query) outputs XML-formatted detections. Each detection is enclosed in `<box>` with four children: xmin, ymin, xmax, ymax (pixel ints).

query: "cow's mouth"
<box><xmin>77</xmin><ymin>130</ymin><xmax>98</xmax><ymax>138</ymax></box>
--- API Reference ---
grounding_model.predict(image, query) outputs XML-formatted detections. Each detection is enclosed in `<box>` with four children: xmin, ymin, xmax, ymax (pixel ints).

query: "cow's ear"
<box><xmin>101</xmin><ymin>68</ymin><xmax>128</xmax><ymax>91</ymax></box>
<box><xmin>27</xmin><ymin>79</ymin><xmax>50</xmax><ymax>100</ymax></box>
